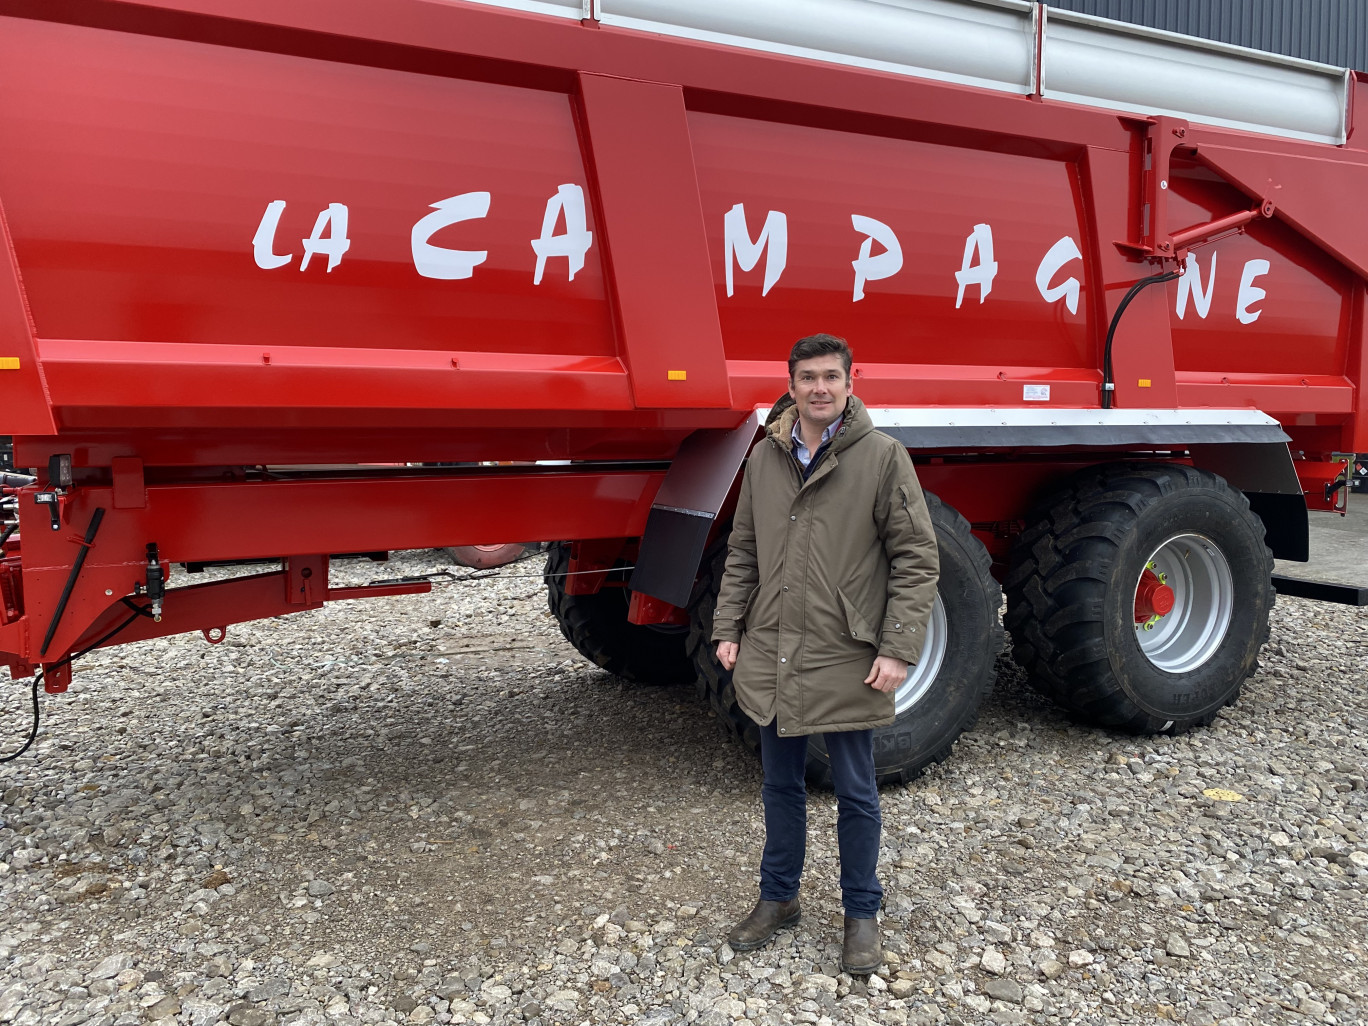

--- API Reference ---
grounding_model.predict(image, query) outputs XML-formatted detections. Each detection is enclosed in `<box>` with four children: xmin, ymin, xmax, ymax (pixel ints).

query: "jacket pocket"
<box><xmin>898</xmin><ymin>484</ymin><xmax>915</xmax><ymax>525</ymax></box>
<box><xmin>837</xmin><ymin>587</ymin><xmax>879</xmax><ymax>649</ymax></box>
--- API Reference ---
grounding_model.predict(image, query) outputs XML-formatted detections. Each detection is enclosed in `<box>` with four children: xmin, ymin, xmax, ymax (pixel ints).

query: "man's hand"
<box><xmin>716</xmin><ymin>641</ymin><xmax>739</xmax><ymax>671</ymax></box>
<box><xmin>865</xmin><ymin>655</ymin><xmax>909</xmax><ymax>693</ymax></box>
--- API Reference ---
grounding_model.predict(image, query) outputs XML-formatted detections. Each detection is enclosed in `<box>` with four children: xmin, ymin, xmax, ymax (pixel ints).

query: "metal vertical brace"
<box><xmin>1029</xmin><ymin>2</ymin><xmax>1044</xmax><ymax>99</ymax></box>
<box><xmin>1141</xmin><ymin>116</ymin><xmax>1187</xmax><ymax>260</ymax></box>
<box><xmin>1119</xmin><ymin>117</ymin><xmax>1273</xmax><ymax>264</ymax></box>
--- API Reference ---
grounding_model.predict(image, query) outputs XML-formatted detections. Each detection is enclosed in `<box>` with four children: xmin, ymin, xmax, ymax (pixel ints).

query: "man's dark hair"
<box><xmin>788</xmin><ymin>333</ymin><xmax>853</xmax><ymax>382</ymax></box>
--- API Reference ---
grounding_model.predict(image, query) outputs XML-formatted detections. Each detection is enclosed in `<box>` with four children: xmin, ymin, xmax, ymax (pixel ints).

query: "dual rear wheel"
<box><xmin>547</xmin><ymin>463</ymin><xmax>1274</xmax><ymax>781</ymax></box>
<box><xmin>1004</xmin><ymin>463</ymin><xmax>1273</xmax><ymax>732</ymax></box>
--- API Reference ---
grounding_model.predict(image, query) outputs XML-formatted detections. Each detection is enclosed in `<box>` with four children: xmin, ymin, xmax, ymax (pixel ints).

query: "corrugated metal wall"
<box><xmin>1046</xmin><ymin>0</ymin><xmax>1368</xmax><ymax>72</ymax></box>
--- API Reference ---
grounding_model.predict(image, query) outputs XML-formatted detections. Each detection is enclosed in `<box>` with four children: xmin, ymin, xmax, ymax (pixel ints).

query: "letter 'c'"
<box><xmin>411</xmin><ymin>193</ymin><xmax>491</xmax><ymax>280</ymax></box>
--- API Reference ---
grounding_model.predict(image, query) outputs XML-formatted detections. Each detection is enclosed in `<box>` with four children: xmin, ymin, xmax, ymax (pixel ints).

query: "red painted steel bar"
<box><xmin>0</xmin><ymin>467</ymin><xmax>664</xmax><ymax>668</ymax></box>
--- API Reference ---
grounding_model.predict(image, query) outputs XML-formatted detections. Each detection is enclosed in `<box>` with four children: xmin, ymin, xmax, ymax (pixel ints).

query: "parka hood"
<box><xmin>766</xmin><ymin>393</ymin><xmax>875</xmax><ymax>454</ymax></box>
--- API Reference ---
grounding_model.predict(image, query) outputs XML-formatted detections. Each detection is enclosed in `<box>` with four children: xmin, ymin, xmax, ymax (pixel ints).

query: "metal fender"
<box><xmin>1188</xmin><ymin>441</ymin><xmax>1308</xmax><ymax>563</ymax></box>
<box><xmin>629</xmin><ymin>412</ymin><xmax>762</xmax><ymax>607</ymax></box>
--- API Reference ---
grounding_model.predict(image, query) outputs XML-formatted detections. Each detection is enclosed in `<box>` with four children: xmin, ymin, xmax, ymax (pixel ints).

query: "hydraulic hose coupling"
<box><xmin>144</xmin><ymin>543</ymin><xmax>165</xmax><ymax>621</ymax></box>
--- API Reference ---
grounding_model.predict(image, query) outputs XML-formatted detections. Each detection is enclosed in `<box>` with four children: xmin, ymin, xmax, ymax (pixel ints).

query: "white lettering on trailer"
<box><xmin>1034</xmin><ymin>236</ymin><xmax>1083</xmax><ymax>315</ymax></box>
<box><xmin>411</xmin><ymin>193</ymin><xmax>492</xmax><ymax>280</ymax></box>
<box><xmin>954</xmin><ymin>223</ymin><xmax>998</xmax><ymax>308</ymax></box>
<box><xmin>1176</xmin><ymin>252</ymin><xmax>1217</xmax><ymax>320</ymax></box>
<box><xmin>848</xmin><ymin>213</ymin><xmax>902</xmax><ymax>300</ymax></box>
<box><xmin>299</xmin><ymin>203</ymin><xmax>351</xmax><ymax>273</ymax></box>
<box><xmin>531</xmin><ymin>184</ymin><xmax>594</xmax><ymax>285</ymax></box>
<box><xmin>1236</xmin><ymin>259</ymin><xmax>1270</xmax><ymax>324</ymax></box>
<box><xmin>248</xmin><ymin>195</ymin><xmax>1278</xmax><ymax>325</ymax></box>
<box><xmin>850</xmin><ymin>214</ymin><xmax>903</xmax><ymax>302</ymax></box>
<box><xmin>724</xmin><ymin>204</ymin><xmax>787</xmax><ymax>297</ymax></box>
<box><xmin>252</xmin><ymin>200</ymin><xmax>293</xmax><ymax>270</ymax></box>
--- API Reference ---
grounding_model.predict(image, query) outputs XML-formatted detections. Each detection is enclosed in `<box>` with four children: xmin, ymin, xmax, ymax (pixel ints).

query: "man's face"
<box><xmin>788</xmin><ymin>353</ymin><xmax>851</xmax><ymax>432</ymax></box>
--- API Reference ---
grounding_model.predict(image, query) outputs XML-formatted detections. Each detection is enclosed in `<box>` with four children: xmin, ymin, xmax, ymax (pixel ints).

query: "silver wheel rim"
<box><xmin>895</xmin><ymin>593</ymin><xmax>947</xmax><ymax>715</ymax></box>
<box><xmin>1134</xmin><ymin>533</ymin><xmax>1234</xmax><ymax>673</ymax></box>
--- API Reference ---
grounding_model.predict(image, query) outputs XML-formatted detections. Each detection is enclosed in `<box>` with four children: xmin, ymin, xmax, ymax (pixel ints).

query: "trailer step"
<box><xmin>1271</xmin><ymin>575</ymin><xmax>1368</xmax><ymax>606</ymax></box>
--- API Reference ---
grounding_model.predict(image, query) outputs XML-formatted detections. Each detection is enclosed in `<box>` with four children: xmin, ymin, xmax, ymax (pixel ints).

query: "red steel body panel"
<box><xmin>689</xmin><ymin>112</ymin><xmax>1095</xmax><ymax>395</ymax></box>
<box><xmin>0</xmin><ymin>17</ymin><xmax>614</xmax><ymax>360</ymax></box>
<box><xmin>0</xmin><ymin>0</ymin><xmax>1366</xmax><ymax>668</ymax></box>
<box><xmin>578</xmin><ymin>73</ymin><xmax>732</xmax><ymax>408</ymax></box>
<box><xmin>0</xmin><ymin>2</ymin><xmax>1360</xmax><ymax>448</ymax></box>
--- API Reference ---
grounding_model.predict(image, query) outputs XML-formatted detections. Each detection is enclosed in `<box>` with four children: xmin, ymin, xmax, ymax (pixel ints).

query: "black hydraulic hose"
<box><xmin>39</xmin><ymin>507</ymin><xmax>105</xmax><ymax>657</ymax></box>
<box><xmin>0</xmin><ymin>523</ymin><xmax>15</xmax><ymax>549</ymax></box>
<box><xmin>1101</xmin><ymin>270</ymin><xmax>1181</xmax><ymax>410</ymax></box>
<box><xmin>3</xmin><ymin>602</ymin><xmax>147</xmax><ymax>762</ymax></box>
<box><xmin>0</xmin><ymin>677</ymin><xmax>40</xmax><ymax>763</ymax></box>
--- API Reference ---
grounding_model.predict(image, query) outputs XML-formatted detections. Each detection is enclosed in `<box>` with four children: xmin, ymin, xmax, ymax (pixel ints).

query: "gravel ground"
<box><xmin>0</xmin><ymin>550</ymin><xmax>1365</xmax><ymax>1026</ymax></box>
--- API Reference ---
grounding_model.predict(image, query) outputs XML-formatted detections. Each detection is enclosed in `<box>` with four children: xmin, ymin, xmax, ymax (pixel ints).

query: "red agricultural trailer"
<box><xmin>1</xmin><ymin>0</ymin><xmax>1365</xmax><ymax>782</ymax></box>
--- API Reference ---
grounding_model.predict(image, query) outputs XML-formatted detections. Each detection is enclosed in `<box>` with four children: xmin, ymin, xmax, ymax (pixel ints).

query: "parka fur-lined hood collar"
<box><xmin>766</xmin><ymin>393</ymin><xmax>875</xmax><ymax>453</ymax></box>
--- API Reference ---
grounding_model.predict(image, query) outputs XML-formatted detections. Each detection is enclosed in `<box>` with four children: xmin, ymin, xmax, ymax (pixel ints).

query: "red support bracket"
<box><xmin>4</xmin><ymin>659</ymin><xmax>35</xmax><ymax>683</ymax></box>
<box><xmin>1117</xmin><ymin>116</ymin><xmax>1275</xmax><ymax>263</ymax></box>
<box><xmin>627</xmin><ymin>590</ymin><xmax>688</xmax><ymax>627</ymax></box>
<box><xmin>0</xmin><ymin>558</ymin><xmax>22</xmax><ymax>626</ymax></box>
<box><xmin>62</xmin><ymin>565</ymin><xmax>432</xmax><ymax>659</ymax></box>
<box><xmin>42</xmin><ymin>660</ymin><xmax>71</xmax><ymax>694</ymax></box>
<box><xmin>1132</xmin><ymin>116</ymin><xmax>1190</xmax><ymax>261</ymax></box>
<box><xmin>1169</xmin><ymin>202</ymin><xmax>1275</xmax><ymax>259</ymax></box>
<box><xmin>1296</xmin><ymin>457</ymin><xmax>1353</xmax><ymax>514</ymax></box>
<box><xmin>286</xmin><ymin>554</ymin><xmax>327</xmax><ymax>606</ymax></box>
<box><xmin>563</xmin><ymin>539</ymin><xmax>628</xmax><ymax>596</ymax></box>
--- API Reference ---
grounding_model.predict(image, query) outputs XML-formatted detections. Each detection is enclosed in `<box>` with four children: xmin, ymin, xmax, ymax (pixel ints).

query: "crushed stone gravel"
<box><xmin>0</xmin><ymin>550</ymin><xmax>1365</xmax><ymax>1026</ymax></box>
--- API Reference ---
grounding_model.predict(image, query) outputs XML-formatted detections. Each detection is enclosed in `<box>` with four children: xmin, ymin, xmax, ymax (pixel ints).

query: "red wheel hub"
<box><xmin>1134</xmin><ymin>568</ymin><xmax>1175</xmax><ymax>623</ymax></box>
<box><xmin>447</xmin><ymin>542</ymin><xmax>528</xmax><ymax>569</ymax></box>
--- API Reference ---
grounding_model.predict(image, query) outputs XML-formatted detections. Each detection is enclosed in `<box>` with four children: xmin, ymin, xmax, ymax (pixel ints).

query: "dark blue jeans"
<box><xmin>757</xmin><ymin>719</ymin><xmax>883</xmax><ymax>918</ymax></box>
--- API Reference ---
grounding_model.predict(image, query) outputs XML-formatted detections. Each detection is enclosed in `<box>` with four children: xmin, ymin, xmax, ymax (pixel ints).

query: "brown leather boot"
<box><xmin>842</xmin><ymin>916</ymin><xmax>882</xmax><ymax>974</ymax></box>
<box><xmin>726</xmin><ymin>898</ymin><xmax>801</xmax><ymax>952</ymax></box>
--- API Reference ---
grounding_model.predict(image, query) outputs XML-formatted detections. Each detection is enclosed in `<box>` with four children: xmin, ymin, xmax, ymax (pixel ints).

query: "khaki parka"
<box><xmin>711</xmin><ymin>395</ymin><xmax>940</xmax><ymax>736</ymax></box>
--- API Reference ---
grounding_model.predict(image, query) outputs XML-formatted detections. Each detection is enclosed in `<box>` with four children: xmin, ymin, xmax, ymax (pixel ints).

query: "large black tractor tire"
<box><xmin>686</xmin><ymin>493</ymin><xmax>1002</xmax><ymax>786</ymax></box>
<box><xmin>545</xmin><ymin>543</ymin><xmax>695</xmax><ymax>684</ymax></box>
<box><xmin>1004</xmin><ymin>462</ymin><xmax>1273</xmax><ymax>733</ymax></box>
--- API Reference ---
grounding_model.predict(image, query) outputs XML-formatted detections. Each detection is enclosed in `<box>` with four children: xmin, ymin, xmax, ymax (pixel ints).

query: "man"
<box><xmin>713</xmin><ymin>333</ymin><xmax>939</xmax><ymax>974</ymax></box>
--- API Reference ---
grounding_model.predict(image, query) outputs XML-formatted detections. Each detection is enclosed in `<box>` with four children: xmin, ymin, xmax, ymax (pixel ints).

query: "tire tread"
<box><xmin>1004</xmin><ymin>463</ymin><xmax>1273</xmax><ymax>732</ymax></box>
<box><xmin>546</xmin><ymin>543</ymin><xmax>694</xmax><ymax>684</ymax></box>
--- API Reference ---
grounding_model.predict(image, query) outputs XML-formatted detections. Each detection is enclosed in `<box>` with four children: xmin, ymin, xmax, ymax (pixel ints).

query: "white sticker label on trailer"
<box><xmin>1023</xmin><ymin>384</ymin><xmax>1050</xmax><ymax>401</ymax></box>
